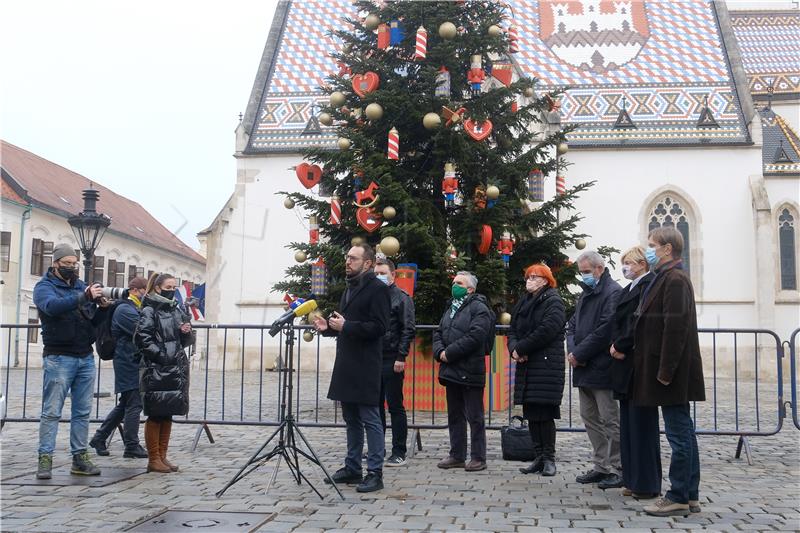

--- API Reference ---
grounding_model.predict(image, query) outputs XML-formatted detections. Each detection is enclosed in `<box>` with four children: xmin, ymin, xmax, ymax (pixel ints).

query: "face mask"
<box><xmin>645</xmin><ymin>246</ymin><xmax>660</xmax><ymax>267</ymax></box>
<box><xmin>621</xmin><ymin>265</ymin><xmax>636</xmax><ymax>280</ymax></box>
<box><xmin>160</xmin><ymin>289</ymin><xmax>176</xmax><ymax>300</ymax></box>
<box><xmin>581</xmin><ymin>273</ymin><xmax>597</xmax><ymax>288</ymax></box>
<box><xmin>451</xmin><ymin>284</ymin><xmax>469</xmax><ymax>299</ymax></box>
<box><xmin>57</xmin><ymin>266</ymin><xmax>77</xmax><ymax>280</ymax></box>
<box><xmin>526</xmin><ymin>278</ymin><xmax>545</xmax><ymax>293</ymax></box>
<box><xmin>376</xmin><ymin>274</ymin><xmax>390</xmax><ymax>285</ymax></box>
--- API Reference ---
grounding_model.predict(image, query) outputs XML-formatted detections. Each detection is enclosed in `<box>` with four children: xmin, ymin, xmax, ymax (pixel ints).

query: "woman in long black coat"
<box><xmin>610</xmin><ymin>247</ymin><xmax>660</xmax><ymax>498</ymax></box>
<box><xmin>135</xmin><ymin>273</ymin><xmax>192</xmax><ymax>473</ymax></box>
<box><xmin>508</xmin><ymin>264</ymin><xmax>566</xmax><ymax>477</ymax></box>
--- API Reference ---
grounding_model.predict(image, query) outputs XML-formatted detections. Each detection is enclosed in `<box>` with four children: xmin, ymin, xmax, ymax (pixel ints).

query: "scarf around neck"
<box><xmin>450</xmin><ymin>295</ymin><xmax>468</xmax><ymax>318</ymax></box>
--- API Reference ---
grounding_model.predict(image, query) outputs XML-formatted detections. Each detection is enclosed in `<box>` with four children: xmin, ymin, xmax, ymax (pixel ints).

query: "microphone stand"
<box><xmin>216</xmin><ymin>320</ymin><xmax>344</xmax><ymax>500</ymax></box>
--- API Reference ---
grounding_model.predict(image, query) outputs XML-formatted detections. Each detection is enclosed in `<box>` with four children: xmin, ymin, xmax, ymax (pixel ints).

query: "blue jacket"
<box><xmin>111</xmin><ymin>299</ymin><xmax>142</xmax><ymax>393</ymax></box>
<box><xmin>567</xmin><ymin>268</ymin><xmax>622</xmax><ymax>389</ymax></box>
<box><xmin>33</xmin><ymin>269</ymin><xmax>103</xmax><ymax>357</ymax></box>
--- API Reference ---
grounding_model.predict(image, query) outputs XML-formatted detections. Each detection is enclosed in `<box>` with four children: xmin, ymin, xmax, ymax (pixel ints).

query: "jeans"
<box><xmin>38</xmin><ymin>354</ymin><xmax>96</xmax><ymax>456</ymax></box>
<box><xmin>578</xmin><ymin>387</ymin><xmax>621</xmax><ymax>474</ymax></box>
<box><xmin>340</xmin><ymin>402</ymin><xmax>384</xmax><ymax>474</ymax></box>
<box><xmin>662</xmin><ymin>403</ymin><xmax>701</xmax><ymax>504</ymax></box>
<box><xmin>92</xmin><ymin>389</ymin><xmax>143</xmax><ymax>449</ymax></box>
<box><xmin>379</xmin><ymin>359</ymin><xmax>407</xmax><ymax>457</ymax></box>
<box><xmin>445</xmin><ymin>383</ymin><xmax>486</xmax><ymax>462</ymax></box>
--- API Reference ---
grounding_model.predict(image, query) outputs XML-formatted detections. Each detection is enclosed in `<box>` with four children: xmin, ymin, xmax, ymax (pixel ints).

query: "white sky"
<box><xmin>1</xmin><ymin>0</ymin><xmax>280</xmax><ymax>248</ymax></box>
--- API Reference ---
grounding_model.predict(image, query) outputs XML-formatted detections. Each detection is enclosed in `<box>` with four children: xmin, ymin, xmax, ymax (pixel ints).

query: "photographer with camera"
<box><xmin>33</xmin><ymin>244</ymin><xmax>109</xmax><ymax>480</ymax></box>
<box><xmin>89</xmin><ymin>277</ymin><xmax>149</xmax><ymax>459</ymax></box>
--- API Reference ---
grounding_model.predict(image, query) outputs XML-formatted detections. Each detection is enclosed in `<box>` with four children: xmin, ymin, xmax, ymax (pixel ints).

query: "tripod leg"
<box><xmin>264</xmin><ymin>453</ymin><xmax>282</xmax><ymax>494</ymax></box>
<box><xmin>292</xmin><ymin>423</ymin><xmax>345</xmax><ymax>501</ymax></box>
<box><xmin>215</xmin><ymin>422</ymin><xmax>286</xmax><ymax>498</ymax></box>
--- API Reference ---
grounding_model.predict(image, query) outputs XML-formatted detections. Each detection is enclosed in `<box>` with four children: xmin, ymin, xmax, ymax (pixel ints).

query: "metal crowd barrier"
<box><xmin>789</xmin><ymin>328</ymin><xmax>800</xmax><ymax>431</ymax></box>
<box><xmin>0</xmin><ymin>324</ymin><xmax>795</xmax><ymax>461</ymax></box>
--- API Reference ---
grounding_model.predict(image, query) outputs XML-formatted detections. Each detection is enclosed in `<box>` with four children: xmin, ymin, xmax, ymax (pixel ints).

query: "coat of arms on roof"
<box><xmin>539</xmin><ymin>0</ymin><xmax>650</xmax><ymax>74</ymax></box>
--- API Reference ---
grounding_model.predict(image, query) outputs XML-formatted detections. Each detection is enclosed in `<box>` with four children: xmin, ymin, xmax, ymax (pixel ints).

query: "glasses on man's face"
<box><xmin>344</xmin><ymin>255</ymin><xmax>363</xmax><ymax>263</ymax></box>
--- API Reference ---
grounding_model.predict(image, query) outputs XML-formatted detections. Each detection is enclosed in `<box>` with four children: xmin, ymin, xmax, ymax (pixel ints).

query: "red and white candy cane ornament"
<box><xmin>556</xmin><ymin>175</ymin><xmax>566</xmax><ymax>195</ymax></box>
<box><xmin>330</xmin><ymin>195</ymin><xmax>341</xmax><ymax>225</ymax></box>
<box><xmin>414</xmin><ymin>26</ymin><xmax>427</xmax><ymax>60</ymax></box>
<box><xmin>309</xmin><ymin>215</ymin><xmax>319</xmax><ymax>244</ymax></box>
<box><xmin>507</xmin><ymin>23</ymin><xmax>518</xmax><ymax>54</ymax></box>
<box><xmin>387</xmin><ymin>127</ymin><xmax>399</xmax><ymax>160</ymax></box>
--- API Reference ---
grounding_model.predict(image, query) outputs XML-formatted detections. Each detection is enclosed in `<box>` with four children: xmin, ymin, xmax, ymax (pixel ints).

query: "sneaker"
<box><xmin>123</xmin><ymin>444</ymin><xmax>148</xmax><ymax>459</ymax></box>
<box><xmin>598</xmin><ymin>473</ymin><xmax>623</xmax><ymax>489</ymax></box>
<box><xmin>89</xmin><ymin>436</ymin><xmax>109</xmax><ymax>456</ymax></box>
<box><xmin>356</xmin><ymin>471</ymin><xmax>384</xmax><ymax>493</ymax></box>
<box><xmin>385</xmin><ymin>454</ymin><xmax>406</xmax><ymax>467</ymax></box>
<box><xmin>36</xmin><ymin>454</ymin><xmax>53</xmax><ymax>480</ymax></box>
<box><xmin>323</xmin><ymin>467</ymin><xmax>362</xmax><ymax>485</ymax></box>
<box><xmin>689</xmin><ymin>500</ymin><xmax>701</xmax><ymax>513</ymax></box>
<box><xmin>70</xmin><ymin>452</ymin><xmax>101</xmax><ymax>476</ymax></box>
<box><xmin>575</xmin><ymin>469</ymin><xmax>606</xmax><ymax>484</ymax></box>
<box><xmin>464</xmin><ymin>459</ymin><xmax>487</xmax><ymax>472</ymax></box>
<box><xmin>437</xmin><ymin>456</ymin><xmax>466</xmax><ymax>469</ymax></box>
<box><xmin>644</xmin><ymin>496</ymin><xmax>690</xmax><ymax>517</ymax></box>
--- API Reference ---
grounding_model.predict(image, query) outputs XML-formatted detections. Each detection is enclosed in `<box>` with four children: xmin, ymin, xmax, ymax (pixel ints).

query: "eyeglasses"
<box><xmin>344</xmin><ymin>255</ymin><xmax>363</xmax><ymax>263</ymax></box>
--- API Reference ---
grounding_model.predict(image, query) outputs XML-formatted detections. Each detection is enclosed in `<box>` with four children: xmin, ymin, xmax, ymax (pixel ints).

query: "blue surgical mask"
<box><xmin>376</xmin><ymin>274</ymin><xmax>390</xmax><ymax>285</ymax></box>
<box><xmin>645</xmin><ymin>246</ymin><xmax>659</xmax><ymax>267</ymax></box>
<box><xmin>581</xmin><ymin>273</ymin><xmax>597</xmax><ymax>288</ymax></box>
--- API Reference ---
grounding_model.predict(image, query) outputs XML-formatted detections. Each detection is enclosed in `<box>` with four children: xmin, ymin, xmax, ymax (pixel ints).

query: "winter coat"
<box><xmin>325</xmin><ymin>272</ymin><xmax>391</xmax><ymax>405</ymax></box>
<box><xmin>609</xmin><ymin>272</ymin><xmax>654</xmax><ymax>398</ymax></box>
<box><xmin>134</xmin><ymin>294</ymin><xmax>192</xmax><ymax>417</ymax></box>
<box><xmin>508</xmin><ymin>287</ymin><xmax>566</xmax><ymax>406</ymax></box>
<box><xmin>33</xmin><ymin>268</ymin><xmax>105</xmax><ymax>357</ymax></box>
<box><xmin>111</xmin><ymin>299</ymin><xmax>142</xmax><ymax>394</ymax></box>
<box><xmin>632</xmin><ymin>260</ymin><xmax>706</xmax><ymax>407</ymax></box>
<box><xmin>382</xmin><ymin>284</ymin><xmax>416</xmax><ymax>362</ymax></box>
<box><xmin>433</xmin><ymin>293</ymin><xmax>494</xmax><ymax>388</ymax></box>
<box><xmin>567</xmin><ymin>268</ymin><xmax>622</xmax><ymax>389</ymax></box>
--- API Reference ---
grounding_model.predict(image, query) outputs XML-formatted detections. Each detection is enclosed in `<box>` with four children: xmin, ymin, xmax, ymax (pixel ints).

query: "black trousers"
<box><xmin>93</xmin><ymin>389</ymin><xmax>143</xmax><ymax>449</ymax></box>
<box><xmin>379</xmin><ymin>359</ymin><xmax>408</xmax><ymax>457</ymax></box>
<box><xmin>620</xmin><ymin>398</ymin><xmax>662</xmax><ymax>494</ymax></box>
<box><xmin>445</xmin><ymin>383</ymin><xmax>486</xmax><ymax>462</ymax></box>
<box><xmin>527</xmin><ymin>419</ymin><xmax>556</xmax><ymax>461</ymax></box>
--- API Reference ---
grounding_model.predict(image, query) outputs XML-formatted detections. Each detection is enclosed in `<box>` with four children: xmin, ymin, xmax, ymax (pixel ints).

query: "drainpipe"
<box><xmin>13</xmin><ymin>205</ymin><xmax>32</xmax><ymax>367</ymax></box>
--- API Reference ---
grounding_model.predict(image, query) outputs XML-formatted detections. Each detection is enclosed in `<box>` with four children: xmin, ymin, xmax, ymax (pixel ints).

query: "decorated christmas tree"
<box><xmin>275</xmin><ymin>0</ymin><xmax>604</xmax><ymax>325</ymax></box>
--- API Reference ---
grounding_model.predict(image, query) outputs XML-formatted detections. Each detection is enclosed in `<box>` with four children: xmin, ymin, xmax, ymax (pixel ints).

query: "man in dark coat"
<box><xmin>32</xmin><ymin>243</ymin><xmax>106</xmax><ymax>479</ymax></box>
<box><xmin>635</xmin><ymin>228</ymin><xmax>705</xmax><ymax>517</ymax></box>
<box><xmin>433</xmin><ymin>271</ymin><xmax>494</xmax><ymax>472</ymax></box>
<box><xmin>374</xmin><ymin>258</ymin><xmax>415</xmax><ymax>467</ymax></box>
<box><xmin>314</xmin><ymin>244</ymin><xmax>391</xmax><ymax>493</ymax></box>
<box><xmin>90</xmin><ymin>277</ymin><xmax>149</xmax><ymax>459</ymax></box>
<box><xmin>567</xmin><ymin>250</ymin><xmax>623</xmax><ymax>488</ymax></box>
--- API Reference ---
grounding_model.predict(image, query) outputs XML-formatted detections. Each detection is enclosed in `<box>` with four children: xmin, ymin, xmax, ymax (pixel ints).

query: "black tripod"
<box><xmin>216</xmin><ymin>322</ymin><xmax>344</xmax><ymax>500</ymax></box>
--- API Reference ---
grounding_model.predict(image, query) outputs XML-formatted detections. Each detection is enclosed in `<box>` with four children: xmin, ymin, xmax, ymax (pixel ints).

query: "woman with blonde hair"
<box><xmin>134</xmin><ymin>273</ymin><xmax>192</xmax><ymax>473</ymax></box>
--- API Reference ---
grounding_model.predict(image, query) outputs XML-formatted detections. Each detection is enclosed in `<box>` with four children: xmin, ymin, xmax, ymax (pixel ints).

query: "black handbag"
<box><xmin>500</xmin><ymin>416</ymin><xmax>536</xmax><ymax>461</ymax></box>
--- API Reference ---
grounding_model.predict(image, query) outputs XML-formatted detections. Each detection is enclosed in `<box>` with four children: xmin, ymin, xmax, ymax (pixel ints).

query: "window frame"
<box><xmin>1</xmin><ymin>231</ymin><xmax>11</xmax><ymax>272</ymax></box>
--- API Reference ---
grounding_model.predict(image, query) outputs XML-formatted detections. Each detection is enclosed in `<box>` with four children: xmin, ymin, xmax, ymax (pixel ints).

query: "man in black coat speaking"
<box><xmin>314</xmin><ymin>244</ymin><xmax>391</xmax><ymax>493</ymax></box>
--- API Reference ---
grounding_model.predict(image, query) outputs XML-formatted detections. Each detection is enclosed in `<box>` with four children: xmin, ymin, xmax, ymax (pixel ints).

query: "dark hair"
<box><xmin>376</xmin><ymin>257</ymin><xmax>396</xmax><ymax>272</ymax></box>
<box><xmin>145</xmin><ymin>272</ymin><xmax>176</xmax><ymax>295</ymax></box>
<box><xmin>352</xmin><ymin>244</ymin><xmax>375</xmax><ymax>266</ymax></box>
<box><xmin>649</xmin><ymin>227</ymin><xmax>684</xmax><ymax>258</ymax></box>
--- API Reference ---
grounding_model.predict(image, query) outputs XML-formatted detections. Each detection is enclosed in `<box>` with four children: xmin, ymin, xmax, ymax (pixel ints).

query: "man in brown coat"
<box><xmin>632</xmin><ymin>227</ymin><xmax>705</xmax><ymax>517</ymax></box>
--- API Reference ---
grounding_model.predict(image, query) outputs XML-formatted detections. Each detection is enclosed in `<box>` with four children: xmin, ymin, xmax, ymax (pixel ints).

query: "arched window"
<box><xmin>647</xmin><ymin>195</ymin><xmax>692</xmax><ymax>274</ymax></box>
<box><xmin>778</xmin><ymin>208</ymin><xmax>797</xmax><ymax>290</ymax></box>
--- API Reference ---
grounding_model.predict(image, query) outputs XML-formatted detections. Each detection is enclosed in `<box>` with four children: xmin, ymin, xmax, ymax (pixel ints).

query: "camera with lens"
<box><xmin>99</xmin><ymin>286</ymin><xmax>129</xmax><ymax>301</ymax></box>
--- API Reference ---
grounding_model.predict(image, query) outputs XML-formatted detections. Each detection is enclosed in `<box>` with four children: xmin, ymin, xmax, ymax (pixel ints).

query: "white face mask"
<box><xmin>376</xmin><ymin>274</ymin><xmax>391</xmax><ymax>285</ymax></box>
<box><xmin>621</xmin><ymin>265</ymin><xmax>636</xmax><ymax>280</ymax></box>
<box><xmin>526</xmin><ymin>277</ymin><xmax>546</xmax><ymax>293</ymax></box>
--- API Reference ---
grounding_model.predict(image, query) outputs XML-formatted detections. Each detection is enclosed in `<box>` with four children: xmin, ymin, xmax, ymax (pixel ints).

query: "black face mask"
<box><xmin>57</xmin><ymin>267</ymin><xmax>77</xmax><ymax>280</ymax></box>
<box><xmin>160</xmin><ymin>289</ymin><xmax>176</xmax><ymax>300</ymax></box>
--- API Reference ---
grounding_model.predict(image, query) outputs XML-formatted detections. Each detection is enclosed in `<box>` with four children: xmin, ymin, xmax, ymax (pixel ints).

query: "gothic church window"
<box><xmin>778</xmin><ymin>208</ymin><xmax>797</xmax><ymax>291</ymax></box>
<box><xmin>647</xmin><ymin>195</ymin><xmax>692</xmax><ymax>274</ymax></box>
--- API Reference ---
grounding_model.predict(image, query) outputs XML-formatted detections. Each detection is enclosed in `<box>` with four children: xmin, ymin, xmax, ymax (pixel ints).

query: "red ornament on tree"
<box><xmin>497</xmin><ymin>231</ymin><xmax>514</xmax><ymax>267</ymax></box>
<box><xmin>377</xmin><ymin>23</ymin><xmax>390</xmax><ymax>49</ymax></box>
<box><xmin>387</xmin><ymin>127</ymin><xmax>399</xmax><ymax>160</ymax></box>
<box><xmin>415</xmin><ymin>26</ymin><xmax>427</xmax><ymax>60</ymax></box>
<box><xmin>330</xmin><ymin>195</ymin><xmax>341</xmax><ymax>225</ymax></box>
<box><xmin>556</xmin><ymin>174</ymin><xmax>566</xmax><ymax>195</ymax></box>
<box><xmin>442</xmin><ymin>163</ymin><xmax>458</xmax><ymax>209</ymax></box>
<box><xmin>477</xmin><ymin>225</ymin><xmax>493</xmax><ymax>255</ymax></box>
<box><xmin>309</xmin><ymin>215</ymin><xmax>319</xmax><ymax>245</ymax></box>
<box><xmin>507</xmin><ymin>23</ymin><xmax>519</xmax><ymax>54</ymax></box>
<box><xmin>352</xmin><ymin>72</ymin><xmax>380</xmax><ymax>97</ymax></box>
<box><xmin>295</xmin><ymin>162</ymin><xmax>322</xmax><ymax>189</ymax></box>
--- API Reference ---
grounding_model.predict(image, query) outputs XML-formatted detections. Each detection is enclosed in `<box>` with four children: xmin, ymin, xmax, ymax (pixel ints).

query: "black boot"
<box><xmin>542</xmin><ymin>459</ymin><xmax>557</xmax><ymax>476</ymax></box>
<box><xmin>89</xmin><ymin>435</ymin><xmax>110</xmax><ymax>456</ymax></box>
<box><xmin>356</xmin><ymin>471</ymin><xmax>384</xmax><ymax>493</ymax></box>
<box><xmin>520</xmin><ymin>420</ymin><xmax>543</xmax><ymax>474</ymax></box>
<box><xmin>541</xmin><ymin>419</ymin><xmax>556</xmax><ymax>477</ymax></box>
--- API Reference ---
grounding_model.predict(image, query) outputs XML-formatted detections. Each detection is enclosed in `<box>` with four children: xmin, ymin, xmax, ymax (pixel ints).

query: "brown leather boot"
<box><xmin>159</xmin><ymin>419</ymin><xmax>179</xmax><ymax>472</ymax></box>
<box><xmin>145</xmin><ymin>419</ymin><xmax>171</xmax><ymax>473</ymax></box>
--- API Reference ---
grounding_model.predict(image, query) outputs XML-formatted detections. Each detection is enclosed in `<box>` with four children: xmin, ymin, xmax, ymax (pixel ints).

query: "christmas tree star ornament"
<box><xmin>295</xmin><ymin>162</ymin><xmax>323</xmax><ymax>189</ymax></box>
<box><xmin>329</xmin><ymin>195</ymin><xmax>341</xmax><ymax>225</ymax></box>
<box><xmin>435</xmin><ymin>66</ymin><xmax>451</xmax><ymax>99</ymax></box>
<box><xmin>352</xmin><ymin>72</ymin><xmax>380</xmax><ymax>97</ymax></box>
<box><xmin>414</xmin><ymin>26</ymin><xmax>427</xmax><ymax>60</ymax></box>
<box><xmin>387</xmin><ymin>127</ymin><xmax>399</xmax><ymax>160</ymax></box>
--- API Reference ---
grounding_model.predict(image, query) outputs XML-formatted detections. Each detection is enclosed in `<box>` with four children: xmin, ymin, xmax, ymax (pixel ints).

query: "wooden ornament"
<box><xmin>356</xmin><ymin>207</ymin><xmax>383</xmax><ymax>233</ymax></box>
<box><xmin>295</xmin><ymin>162</ymin><xmax>322</xmax><ymax>189</ymax></box>
<box><xmin>441</xmin><ymin>106</ymin><xmax>466</xmax><ymax>127</ymax></box>
<box><xmin>477</xmin><ymin>225</ymin><xmax>493</xmax><ymax>255</ymax></box>
<box><xmin>463</xmin><ymin>118</ymin><xmax>493</xmax><ymax>142</ymax></box>
<box><xmin>352</xmin><ymin>72</ymin><xmax>380</xmax><ymax>97</ymax></box>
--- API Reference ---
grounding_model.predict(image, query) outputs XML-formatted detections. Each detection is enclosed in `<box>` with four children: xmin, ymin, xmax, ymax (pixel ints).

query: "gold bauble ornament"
<box><xmin>575</xmin><ymin>238</ymin><xmax>587</xmax><ymax>250</ymax></box>
<box><xmin>302</xmin><ymin>330</ymin><xmax>315</xmax><ymax>343</ymax></box>
<box><xmin>557</xmin><ymin>142</ymin><xmax>569</xmax><ymax>155</ymax></box>
<box><xmin>294</xmin><ymin>251</ymin><xmax>307</xmax><ymax>263</ymax></box>
<box><xmin>364</xmin><ymin>13</ymin><xmax>380</xmax><ymax>31</ymax></box>
<box><xmin>486</xmin><ymin>185</ymin><xmax>500</xmax><ymax>200</ymax></box>
<box><xmin>379</xmin><ymin>236</ymin><xmax>400</xmax><ymax>256</ymax></box>
<box><xmin>337</xmin><ymin>137</ymin><xmax>351</xmax><ymax>150</ymax></box>
<box><xmin>488</xmin><ymin>24</ymin><xmax>502</xmax><ymax>37</ymax></box>
<box><xmin>351</xmin><ymin>236</ymin><xmax>365</xmax><ymax>247</ymax></box>
<box><xmin>283</xmin><ymin>197</ymin><xmax>295</xmax><ymax>209</ymax></box>
<box><xmin>499</xmin><ymin>312</ymin><xmax>512</xmax><ymax>325</ymax></box>
<box><xmin>524</xmin><ymin>87</ymin><xmax>535</xmax><ymax>98</ymax></box>
<box><xmin>423</xmin><ymin>112</ymin><xmax>442</xmax><ymax>130</ymax></box>
<box><xmin>439</xmin><ymin>21</ymin><xmax>457</xmax><ymax>39</ymax></box>
<box><xmin>319</xmin><ymin>112</ymin><xmax>333</xmax><ymax>126</ymax></box>
<box><xmin>329</xmin><ymin>91</ymin><xmax>346</xmax><ymax>107</ymax></box>
<box><xmin>365</xmin><ymin>102</ymin><xmax>384</xmax><ymax>121</ymax></box>
<box><xmin>382</xmin><ymin>206</ymin><xmax>397</xmax><ymax>219</ymax></box>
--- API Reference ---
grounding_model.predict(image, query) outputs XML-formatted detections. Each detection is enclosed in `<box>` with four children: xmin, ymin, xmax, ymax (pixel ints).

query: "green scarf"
<box><xmin>450</xmin><ymin>295</ymin><xmax>467</xmax><ymax>318</ymax></box>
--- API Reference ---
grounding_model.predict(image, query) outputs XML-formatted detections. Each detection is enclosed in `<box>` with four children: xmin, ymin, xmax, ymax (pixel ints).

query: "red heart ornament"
<box><xmin>356</xmin><ymin>207</ymin><xmax>383</xmax><ymax>233</ymax></box>
<box><xmin>464</xmin><ymin>119</ymin><xmax>493</xmax><ymax>142</ymax></box>
<box><xmin>352</xmin><ymin>72</ymin><xmax>380</xmax><ymax>98</ymax></box>
<box><xmin>295</xmin><ymin>163</ymin><xmax>322</xmax><ymax>189</ymax></box>
<box><xmin>477</xmin><ymin>224</ymin><xmax>493</xmax><ymax>255</ymax></box>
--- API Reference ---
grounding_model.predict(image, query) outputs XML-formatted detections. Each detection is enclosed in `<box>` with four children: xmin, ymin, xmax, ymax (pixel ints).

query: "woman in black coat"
<box><xmin>610</xmin><ymin>247</ymin><xmax>660</xmax><ymax>498</ymax></box>
<box><xmin>135</xmin><ymin>273</ymin><xmax>192</xmax><ymax>473</ymax></box>
<box><xmin>508</xmin><ymin>264</ymin><xmax>566</xmax><ymax>477</ymax></box>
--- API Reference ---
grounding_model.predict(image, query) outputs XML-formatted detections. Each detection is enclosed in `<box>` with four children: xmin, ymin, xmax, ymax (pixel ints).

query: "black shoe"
<box><xmin>356</xmin><ymin>471</ymin><xmax>383</xmax><ymax>493</ymax></box>
<box><xmin>576</xmin><ymin>469</ymin><xmax>606</xmax><ymax>484</ymax></box>
<box><xmin>385</xmin><ymin>454</ymin><xmax>406</xmax><ymax>467</ymax></box>
<box><xmin>324</xmin><ymin>467</ymin><xmax>362</xmax><ymax>485</ymax></box>
<box><xmin>123</xmin><ymin>444</ymin><xmax>148</xmax><ymax>459</ymax></box>
<box><xmin>519</xmin><ymin>456</ymin><xmax>543</xmax><ymax>474</ymax></box>
<box><xmin>89</xmin><ymin>436</ymin><xmax>109</xmax><ymax>456</ymax></box>
<box><xmin>598</xmin><ymin>473</ymin><xmax>623</xmax><ymax>489</ymax></box>
<box><xmin>541</xmin><ymin>459</ymin><xmax>557</xmax><ymax>477</ymax></box>
<box><xmin>71</xmin><ymin>452</ymin><xmax>101</xmax><ymax>476</ymax></box>
<box><xmin>36</xmin><ymin>454</ymin><xmax>52</xmax><ymax>480</ymax></box>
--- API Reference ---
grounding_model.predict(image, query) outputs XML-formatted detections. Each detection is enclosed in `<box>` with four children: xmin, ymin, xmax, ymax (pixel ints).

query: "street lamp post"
<box><xmin>68</xmin><ymin>186</ymin><xmax>111</xmax><ymax>283</ymax></box>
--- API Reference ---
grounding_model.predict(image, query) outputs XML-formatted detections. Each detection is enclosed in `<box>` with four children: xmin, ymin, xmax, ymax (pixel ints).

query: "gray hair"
<box><xmin>455</xmin><ymin>271</ymin><xmax>478</xmax><ymax>289</ymax></box>
<box><xmin>576</xmin><ymin>250</ymin><xmax>605</xmax><ymax>268</ymax></box>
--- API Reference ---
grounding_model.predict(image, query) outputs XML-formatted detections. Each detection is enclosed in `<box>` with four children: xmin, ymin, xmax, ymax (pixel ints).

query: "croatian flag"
<box><xmin>176</xmin><ymin>282</ymin><xmax>205</xmax><ymax>321</ymax></box>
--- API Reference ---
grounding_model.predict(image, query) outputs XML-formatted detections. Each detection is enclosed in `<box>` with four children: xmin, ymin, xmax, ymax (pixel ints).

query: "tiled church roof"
<box><xmin>760</xmin><ymin>108</ymin><xmax>800</xmax><ymax>176</ymax></box>
<box><xmin>245</xmin><ymin>0</ymin><xmax>751</xmax><ymax>152</ymax></box>
<box><xmin>729</xmin><ymin>10</ymin><xmax>800</xmax><ymax>100</ymax></box>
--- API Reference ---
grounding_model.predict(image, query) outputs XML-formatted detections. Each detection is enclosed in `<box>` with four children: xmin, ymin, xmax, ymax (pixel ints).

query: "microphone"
<box><xmin>269</xmin><ymin>299</ymin><xmax>318</xmax><ymax>337</ymax></box>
